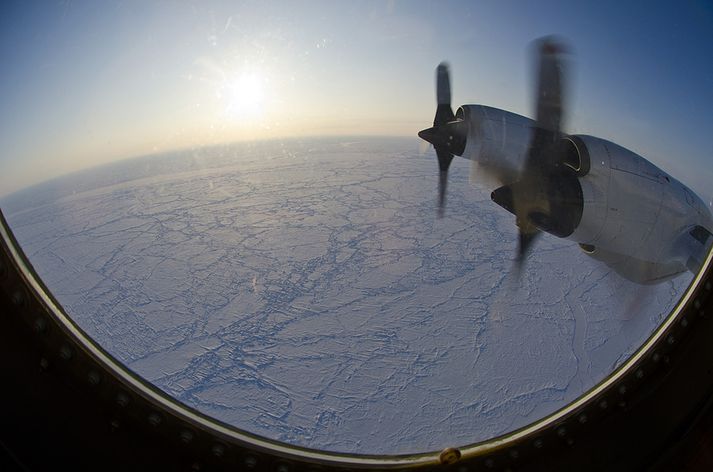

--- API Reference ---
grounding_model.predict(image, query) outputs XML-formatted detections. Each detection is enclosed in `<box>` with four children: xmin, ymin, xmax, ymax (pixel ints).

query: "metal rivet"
<box><xmin>636</xmin><ymin>369</ymin><xmax>644</xmax><ymax>379</ymax></box>
<box><xmin>116</xmin><ymin>392</ymin><xmax>130</xmax><ymax>408</ymax></box>
<box><xmin>681</xmin><ymin>317</ymin><xmax>689</xmax><ymax>328</ymax></box>
<box><xmin>578</xmin><ymin>414</ymin><xmax>588</xmax><ymax>424</ymax></box>
<box><xmin>275</xmin><ymin>464</ymin><xmax>290</xmax><ymax>472</ymax></box>
<box><xmin>11</xmin><ymin>290</ymin><xmax>24</xmax><ymax>307</ymax></box>
<box><xmin>533</xmin><ymin>438</ymin><xmax>544</xmax><ymax>449</ymax></box>
<box><xmin>705</xmin><ymin>281</ymin><xmax>711</xmax><ymax>291</ymax></box>
<box><xmin>509</xmin><ymin>449</ymin><xmax>520</xmax><ymax>460</ymax></box>
<box><xmin>148</xmin><ymin>412</ymin><xmax>162</xmax><ymax>427</ymax></box>
<box><xmin>110</xmin><ymin>419</ymin><xmax>120</xmax><ymax>432</ymax></box>
<box><xmin>599</xmin><ymin>400</ymin><xmax>608</xmax><ymax>410</ymax></box>
<box><xmin>59</xmin><ymin>345</ymin><xmax>73</xmax><ymax>361</ymax></box>
<box><xmin>618</xmin><ymin>385</ymin><xmax>627</xmax><ymax>395</ymax></box>
<box><xmin>33</xmin><ymin>317</ymin><xmax>47</xmax><ymax>334</ymax></box>
<box><xmin>39</xmin><ymin>357</ymin><xmax>49</xmax><ymax>371</ymax></box>
<box><xmin>211</xmin><ymin>444</ymin><xmax>225</xmax><ymax>458</ymax></box>
<box><xmin>87</xmin><ymin>370</ymin><xmax>101</xmax><ymax>386</ymax></box>
<box><xmin>244</xmin><ymin>456</ymin><xmax>258</xmax><ymax>469</ymax></box>
<box><xmin>566</xmin><ymin>437</ymin><xmax>575</xmax><ymax>447</ymax></box>
<box><xmin>484</xmin><ymin>458</ymin><xmax>495</xmax><ymax>468</ymax></box>
<box><xmin>180</xmin><ymin>430</ymin><xmax>194</xmax><ymax>444</ymax></box>
<box><xmin>667</xmin><ymin>335</ymin><xmax>675</xmax><ymax>345</ymax></box>
<box><xmin>694</xmin><ymin>299</ymin><xmax>701</xmax><ymax>309</ymax></box>
<box><xmin>557</xmin><ymin>426</ymin><xmax>567</xmax><ymax>437</ymax></box>
<box><xmin>652</xmin><ymin>352</ymin><xmax>661</xmax><ymax>363</ymax></box>
<box><xmin>619</xmin><ymin>400</ymin><xmax>627</xmax><ymax>408</ymax></box>
<box><xmin>440</xmin><ymin>447</ymin><xmax>461</xmax><ymax>465</ymax></box>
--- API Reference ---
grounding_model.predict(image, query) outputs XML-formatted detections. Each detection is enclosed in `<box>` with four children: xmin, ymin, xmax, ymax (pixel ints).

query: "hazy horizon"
<box><xmin>0</xmin><ymin>134</ymin><xmax>417</xmax><ymax>200</ymax></box>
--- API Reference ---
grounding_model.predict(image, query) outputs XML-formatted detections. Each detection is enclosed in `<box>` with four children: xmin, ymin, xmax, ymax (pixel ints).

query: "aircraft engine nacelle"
<box><xmin>566</xmin><ymin>135</ymin><xmax>711</xmax><ymax>271</ymax></box>
<box><xmin>455</xmin><ymin>104</ymin><xmax>712</xmax><ymax>282</ymax></box>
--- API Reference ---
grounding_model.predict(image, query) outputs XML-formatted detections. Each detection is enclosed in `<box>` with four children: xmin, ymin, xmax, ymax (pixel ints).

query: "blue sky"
<box><xmin>1</xmin><ymin>0</ymin><xmax>712</xmax><ymax>201</ymax></box>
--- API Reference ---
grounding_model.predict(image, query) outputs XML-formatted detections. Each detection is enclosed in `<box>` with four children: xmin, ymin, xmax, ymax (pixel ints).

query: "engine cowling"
<box><xmin>566</xmin><ymin>135</ymin><xmax>710</xmax><ymax>269</ymax></box>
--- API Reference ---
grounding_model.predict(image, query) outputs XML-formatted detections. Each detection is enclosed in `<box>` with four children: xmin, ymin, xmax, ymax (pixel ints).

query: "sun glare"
<box><xmin>223</xmin><ymin>73</ymin><xmax>266</xmax><ymax>121</ymax></box>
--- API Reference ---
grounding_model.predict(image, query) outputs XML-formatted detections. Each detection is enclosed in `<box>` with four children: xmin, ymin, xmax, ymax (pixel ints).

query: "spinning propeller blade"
<box><xmin>511</xmin><ymin>37</ymin><xmax>569</xmax><ymax>265</ymax></box>
<box><xmin>418</xmin><ymin>62</ymin><xmax>466</xmax><ymax>217</ymax></box>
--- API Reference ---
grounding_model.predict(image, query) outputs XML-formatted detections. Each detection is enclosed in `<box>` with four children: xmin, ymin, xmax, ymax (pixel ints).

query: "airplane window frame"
<box><xmin>1</xmin><ymin>206</ymin><xmax>713</xmax><ymax>470</ymax></box>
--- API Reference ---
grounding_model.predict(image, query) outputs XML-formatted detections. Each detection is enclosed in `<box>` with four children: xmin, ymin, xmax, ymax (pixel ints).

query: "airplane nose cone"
<box><xmin>418</xmin><ymin>121</ymin><xmax>467</xmax><ymax>156</ymax></box>
<box><xmin>418</xmin><ymin>127</ymin><xmax>437</xmax><ymax>145</ymax></box>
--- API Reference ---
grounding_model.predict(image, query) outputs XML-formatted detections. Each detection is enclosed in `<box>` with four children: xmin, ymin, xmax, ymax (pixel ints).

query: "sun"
<box><xmin>222</xmin><ymin>73</ymin><xmax>266</xmax><ymax>121</ymax></box>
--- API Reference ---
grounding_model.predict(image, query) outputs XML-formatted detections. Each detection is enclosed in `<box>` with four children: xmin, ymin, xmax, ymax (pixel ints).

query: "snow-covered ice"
<box><xmin>2</xmin><ymin>137</ymin><xmax>690</xmax><ymax>454</ymax></box>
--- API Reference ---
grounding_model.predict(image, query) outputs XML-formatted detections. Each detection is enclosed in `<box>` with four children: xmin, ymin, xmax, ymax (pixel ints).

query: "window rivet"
<box><xmin>11</xmin><ymin>290</ymin><xmax>24</xmax><ymax>307</ymax></box>
<box><xmin>59</xmin><ymin>345</ymin><xmax>73</xmax><ymax>361</ymax></box>
<box><xmin>439</xmin><ymin>447</ymin><xmax>461</xmax><ymax>465</ymax></box>
<box><xmin>244</xmin><ymin>456</ymin><xmax>258</xmax><ymax>469</ymax></box>
<box><xmin>211</xmin><ymin>444</ymin><xmax>225</xmax><ymax>458</ymax></box>
<box><xmin>180</xmin><ymin>430</ymin><xmax>194</xmax><ymax>444</ymax></box>
<box><xmin>33</xmin><ymin>317</ymin><xmax>47</xmax><ymax>333</ymax></box>
<box><xmin>39</xmin><ymin>357</ymin><xmax>49</xmax><ymax>371</ymax></box>
<box><xmin>87</xmin><ymin>370</ymin><xmax>101</xmax><ymax>386</ymax></box>
<box><xmin>578</xmin><ymin>413</ymin><xmax>588</xmax><ymax>424</ymax></box>
<box><xmin>533</xmin><ymin>438</ymin><xmax>544</xmax><ymax>449</ymax></box>
<box><xmin>599</xmin><ymin>400</ymin><xmax>608</xmax><ymax>410</ymax></box>
<box><xmin>116</xmin><ymin>392</ymin><xmax>130</xmax><ymax>408</ymax></box>
<box><xmin>148</xmin><ymin>412</ymin><xmax>162</xmax><ymax>427</ymax></box>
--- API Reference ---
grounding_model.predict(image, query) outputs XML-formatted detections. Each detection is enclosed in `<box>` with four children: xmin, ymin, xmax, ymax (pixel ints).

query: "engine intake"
<box><xmin>561</xmin><ymin>136</ymin><xmax>590</xmax><ymax>176</ymax></box>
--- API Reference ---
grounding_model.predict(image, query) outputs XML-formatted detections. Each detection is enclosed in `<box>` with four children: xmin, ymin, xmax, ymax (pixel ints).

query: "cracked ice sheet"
<box><xmin>2</xmin><ymin>136</ymin><xmax>691</xmax><ymax>454</ymax></box>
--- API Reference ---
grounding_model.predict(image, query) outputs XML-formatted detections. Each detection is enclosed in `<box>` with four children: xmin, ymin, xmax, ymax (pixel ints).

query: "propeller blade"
<box><xmin>509</xmin><ymin>37</ymin><xmax>570</xmax><ymax>268</ymax></box>
<box><xmin>435</xmin><ymin>146</ymin><xmax>454</xmax><ymax>172</ymax></box>
<box><xmin>438</xmin><ymin>171</ymin><xmax>448</xmax><ymax>218</ymax></box>
<box><xmin>514</xmin><ymin>228</ymin><xmax>541</xmax><ymax>271</ymax></box>
<box><xmin>435</xmin><ymin>63</ymin><xmax>455</xmax><ymax>126</ymax></box>
<box><xmin>437</xmin><ymin>63</ymin><xmax>451</xmax><ymax>106</ymax></box>
<box><xmin>534</xmin><ymin>37</ymin><xmax>567</xmax><ymax>134</ymax></box>
<box><xmin>418</xmin><ymin>62</ymin><xmax>467</xmax><ymax>217</ymax></box>
<box><xmin>436</xmin><ymin>147</ymin><xmax>454</xmax><ymax>217</ymax></box>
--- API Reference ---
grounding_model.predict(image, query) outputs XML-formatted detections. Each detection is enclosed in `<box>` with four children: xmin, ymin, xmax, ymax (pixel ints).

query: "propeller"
<box><xmin>418</xmin><ymin>38</ymin><xmax>579</xmax><ymax>275</ymax></box>
<box><xmin>418</xmin><ymin>63</ymin><xmax>467</xmax><ymax>217</ymax></box>
<box><xmin>510</xmin><ymin>37</ymin><xmax>570</xmax><ymax>268</ymax></box>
